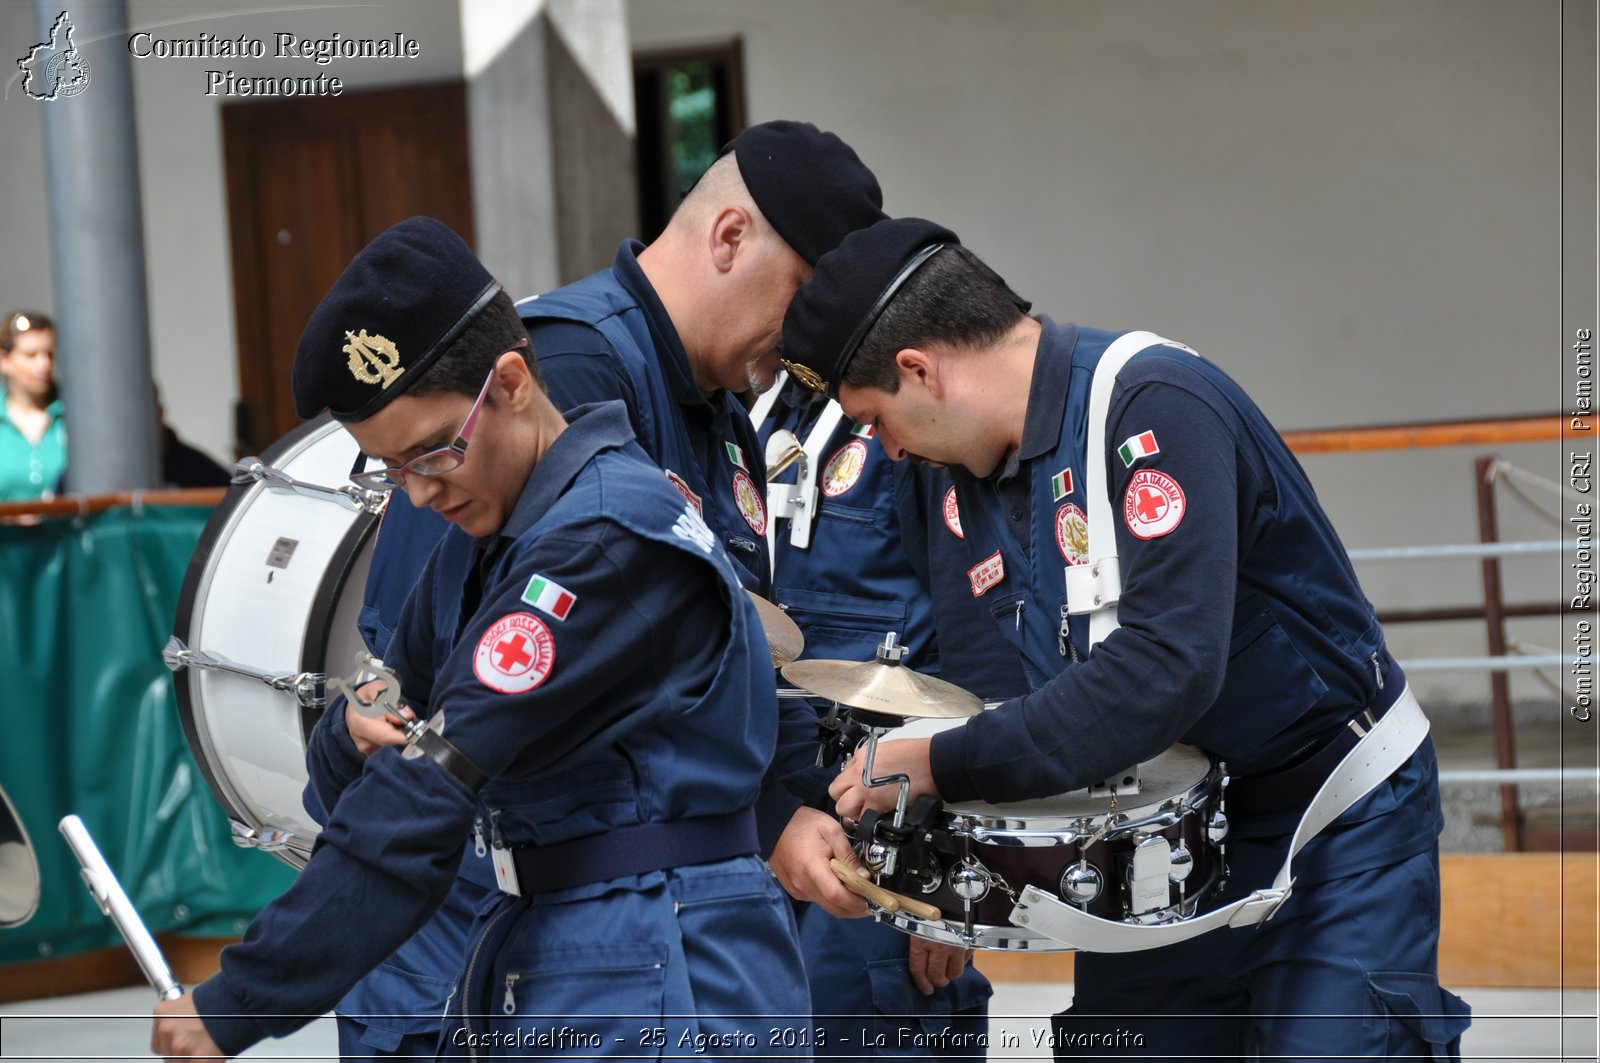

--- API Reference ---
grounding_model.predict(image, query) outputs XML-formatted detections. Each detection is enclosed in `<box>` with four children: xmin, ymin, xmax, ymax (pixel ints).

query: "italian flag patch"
<box><xmin>725</xmin><ymin>442</ymin><xmax>747</xmax><ymax>471</ymax></box>
<box><xmin>850</xmin><ymin>422</ymin><xmax>875</xmax><ymax>438</ymax></box>
<box><xmin>1051</xmin><ymin>468</ymin><xmax>1074</xmax><ymax>501</ymax></box>
<box><xmin>1118</xmin><ymin>431</ymin><xmax>1160</xmax><ymax>467</ymax></box>
<box><xmin>521</xmin><ymin>574</ymin><xmax>577</xmax><ymax>620</ymax></box>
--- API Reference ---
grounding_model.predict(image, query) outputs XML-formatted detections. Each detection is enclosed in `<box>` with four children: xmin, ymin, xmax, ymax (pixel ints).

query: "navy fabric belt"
<box><xmin>1227</xmin><ymin>668</ymin><xmax>1406</xmax><ymax>818</ymax></box>
<box><xmin>505</xmin><ymin>808</ymin><xmax>758</xmax><ymax>894</ymax></box>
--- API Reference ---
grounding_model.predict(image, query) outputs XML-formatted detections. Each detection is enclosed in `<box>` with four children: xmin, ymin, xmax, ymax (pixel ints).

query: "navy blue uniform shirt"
<box><xmin>935</xmin><ymin>320</ymin><xmax>1440</xmax><ymax>881</ymax></box>
<box><xmin>199</xmin><ymin>403</ymin><xmax>772</xmax><ymax>1055</ymax></box>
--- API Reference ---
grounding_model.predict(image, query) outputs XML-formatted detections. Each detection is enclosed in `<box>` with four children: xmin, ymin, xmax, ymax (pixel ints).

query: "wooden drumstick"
<box><xmin>829</xmin><ymin>858</ymin><xmax>942</xmax><ymax>921</ymax></box>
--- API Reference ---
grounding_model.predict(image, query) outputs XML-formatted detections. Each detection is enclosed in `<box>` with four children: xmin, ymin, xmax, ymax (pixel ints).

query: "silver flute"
<box><xmin>58</xmin><ymin>815</ymin><xmax>184</xmax><ymax>1000</ymax></box>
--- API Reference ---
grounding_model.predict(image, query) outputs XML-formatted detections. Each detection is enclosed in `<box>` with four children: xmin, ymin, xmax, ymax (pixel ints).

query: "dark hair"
<box><xmin>408</xmin><ymin>290</ymin><xmax>540</xmax><ymax>399</ymax></box>
<box><xmin>1</xmin><ymin>311</ymin><xmax>55</xmax><ymax>353</ymax></box>
<box><xmin>841</xmin><ymin>248</ymin><xmax>1025</xmax><ymax>394</ymax></box>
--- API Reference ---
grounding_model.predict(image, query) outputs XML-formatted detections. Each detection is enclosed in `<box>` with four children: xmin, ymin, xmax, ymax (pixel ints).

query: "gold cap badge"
<box><xmin>781</xmin><ymin>358</ymin><xmax>826</xmax><ymax>394</ymax></box>
<box><xmin>344</xmin><ymin>329</ymin><xmax>405</xmax><ymax>389</ymax></box>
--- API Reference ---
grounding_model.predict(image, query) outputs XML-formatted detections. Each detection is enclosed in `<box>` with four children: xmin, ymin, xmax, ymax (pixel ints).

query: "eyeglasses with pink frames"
<box><xmin>348</xmin><ymin>341</ymin><xmax>527</xmax><ymax>492</ymax></box>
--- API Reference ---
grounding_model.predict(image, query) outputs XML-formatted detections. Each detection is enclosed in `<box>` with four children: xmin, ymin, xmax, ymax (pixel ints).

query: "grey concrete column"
<box><xmin>33</xmin><ymin>0</ymin><xmax>159</xmax><ymax>493</ymax></box>
<box><xmin>461</xmin><ymin>0</ymin><xmax>636</xmax><ymax>296</ymax></box>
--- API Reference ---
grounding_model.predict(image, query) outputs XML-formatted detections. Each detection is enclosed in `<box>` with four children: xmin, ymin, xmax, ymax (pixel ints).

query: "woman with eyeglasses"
<box><xmin>0</xmin><ymin>311</ymin><xmax>66</xmax><ymax>501</ymax></box>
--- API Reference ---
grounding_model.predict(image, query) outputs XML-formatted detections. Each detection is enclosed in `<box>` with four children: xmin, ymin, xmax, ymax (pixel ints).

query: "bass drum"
<box><xmin>172</xmin><ymin>415</ymin><xmax>380</xmax><ymax>869</ymax></box>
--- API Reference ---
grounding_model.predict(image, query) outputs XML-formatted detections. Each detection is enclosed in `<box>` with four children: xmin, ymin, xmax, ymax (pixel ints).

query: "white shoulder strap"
<box><xmin>747</xmin><ymin>372</ymin><xmax>785</xmax><ymax>426</ymax></box>
<box><xmin>1009</xmin><ymin>686</ymin><xmax>1430</xmax><ymax>951</ymax></box>
<box><xmin>1064</xmin><ymin>331</ymin><xmax>1196</xmax><ymax>648</ymax></box>
<box><xmin>1024</xmin><ymin>331</ymin><xmax>1426</xmax><ymax>951</ymax></box>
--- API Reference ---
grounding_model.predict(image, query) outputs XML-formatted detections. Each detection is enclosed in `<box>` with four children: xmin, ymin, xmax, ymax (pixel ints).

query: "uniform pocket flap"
<box><xmin>1368</xmin><ymin>971</ymin><xmax>1472</xmax><ymax>1046</ymax></box>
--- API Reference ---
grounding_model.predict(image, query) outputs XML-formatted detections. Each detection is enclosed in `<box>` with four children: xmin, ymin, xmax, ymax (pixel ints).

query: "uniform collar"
<box><xmin>611</xmin><ymin>240</ymin><xmax>712</xmax><ymax>411</ymax></box>
<box><xmin>998</xmin><ymin>316</ymin><xmax>1076</xmax><ymax>479</ymax></box>
<box><xmin>489</xmin><ymin>400</ymin><xmax>637</xmax><ymax>544</ymax></box>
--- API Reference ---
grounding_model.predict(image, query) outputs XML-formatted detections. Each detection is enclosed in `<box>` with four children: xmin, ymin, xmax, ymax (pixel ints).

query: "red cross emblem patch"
<box><xmin>942</xmin><ymin>486</ymin><xmax>964</xmax><ymax>539</ymax></box>
<box><xmin>474</xmin><ymin>612</ymin><xmax>556</xmax><ymax>694</ymax></box>
<box><xmin>1123</xmin><ymin>469</ymin><xmax>1186</xmax><ymax>540</ymax></box>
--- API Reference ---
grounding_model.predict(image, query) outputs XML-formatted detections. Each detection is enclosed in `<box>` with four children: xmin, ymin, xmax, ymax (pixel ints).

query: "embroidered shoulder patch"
<box><xmin>521</xmin><ymin>574</ymin><xmax>576</xmax><ymax>620</ymax></box>
<box><xmin>1123</xmin><ymin>469</ymin><xmax>1186</xmax><ymax>539</ymax></box>
<box><xmin>968</xmin><ymin>551</ymin><xmax>1005</xmax><ymax>596</ymax></box>
<box><xmin>474</xmin><ymin>613</ymin><xmax>555</xmax><ymax>694</ymax></box>
<box><xmin>664</xmin><ymin>469</ymin><xmax>703</xmax><ymax>515</ymax></box>
<box><xmin>1118</xmin><ymin>430</ymin><xmax>1160</xmax><ymax>467</ymax></box>
<box><xmin>822</xmin><ymin>439</ymin><xmax>868</xmax><ymax>497</ymax></box>
<box><xmin>1051</xmin><ymin>468</ymin><xmax>1074</xmax><ymax>501</ymax></box>
<box><xmin>672</xmin><ymin>504</ymin><xmax>716</xmax><ymax>554</ymax></box>
<box><xmin>942</xmin><ymin>486</ymin><xmax>964</xmax><ymax>539</ymax></box>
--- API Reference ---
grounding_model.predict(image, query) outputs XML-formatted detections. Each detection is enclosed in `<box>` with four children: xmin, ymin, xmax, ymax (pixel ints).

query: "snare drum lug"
<box><xmin>948</xmin><ymin>863</ymin><xmax>990</xmax><ymax>904</ymax></box>
<box><xmin>229</xmin><ymin>820</ymin><xmax>258</xmax><ymax>848</ymax></box>
<box><xmin>1207</xmin><ymin>808</ymin><xmax>1230</xmax><ymax>845</ymax></box>
<box><xmin>1060</xmin><ymin>862</ymin><xmax>1103</xmax><ymax>906</ymax></box>
<box><xmin>1168</xmin><ymin>841</ymin><xmax>1195</xmax><ymax>883</ymax></box>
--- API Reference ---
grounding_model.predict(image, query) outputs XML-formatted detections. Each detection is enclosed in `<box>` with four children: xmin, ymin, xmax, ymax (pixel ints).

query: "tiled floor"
<box><xmin>0</xmin><ymin>982</ymin><xmax>1593</xmax><ymax>1060</ymax></box>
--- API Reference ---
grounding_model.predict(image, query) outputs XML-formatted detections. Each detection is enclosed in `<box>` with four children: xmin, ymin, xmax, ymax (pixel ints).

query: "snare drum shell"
<box><xmin>875</xmin><ymin>721</ymin><xmax>1225</xmax><ymax>943</ymax></box>
<box><xmin>173</xmin><ymin>416</ymin><xmax>377</xmax><ymax>869</ymax></box>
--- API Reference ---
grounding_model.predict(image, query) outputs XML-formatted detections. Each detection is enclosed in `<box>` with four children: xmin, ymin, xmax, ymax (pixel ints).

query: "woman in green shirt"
<box><xmin>0</xmin><ymin>311</ymin><xmax>66</xmax><ymax>501</ymax></box>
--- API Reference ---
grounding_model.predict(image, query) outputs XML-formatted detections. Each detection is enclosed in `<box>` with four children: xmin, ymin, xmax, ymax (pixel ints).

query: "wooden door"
<box><xmin>223</xmin><ymin>83</ymin><xmax>475</xmax><ymax>454</ymax></box>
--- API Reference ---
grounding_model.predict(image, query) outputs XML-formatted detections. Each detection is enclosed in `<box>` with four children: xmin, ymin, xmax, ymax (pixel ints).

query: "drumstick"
<box><xmin>829</xmin><ymin>858</ymin><xmax>942</xmax><ymax>921</ymax></box>
<box><xmin>59</xmin><ymin>816</ymin><xmax>184</xmax><ymax>1000</ymax></box>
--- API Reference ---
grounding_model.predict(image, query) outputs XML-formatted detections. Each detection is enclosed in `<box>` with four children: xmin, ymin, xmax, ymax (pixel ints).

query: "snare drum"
<box><xmin>864</xmin><ymin>719</ymin><xmax>1227</xmax><ymax>951</ymax></box>
<box><xmin>170</xmin><ymin>416</ymin><xmax>381</xmax><ymax>869</ymax></box>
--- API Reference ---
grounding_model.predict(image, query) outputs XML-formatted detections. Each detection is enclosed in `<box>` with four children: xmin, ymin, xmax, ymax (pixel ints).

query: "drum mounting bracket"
<box><xmin>163</xmin><ymin>636</ymin><xmax>327</xmax><ymax>708</ymax></box>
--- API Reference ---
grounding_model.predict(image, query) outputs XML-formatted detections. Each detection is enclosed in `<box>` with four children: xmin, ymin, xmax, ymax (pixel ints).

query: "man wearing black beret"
<box><xmin>340</xmin><ymin>124</ymin><xmax>994</xmax><ymax>1060</ymax></box>
<box><xmin>152</xmin><ymin>216</ymin><xmax>811</xmax><ymax>1060</ymax></box>
<box><xmin>784</xmin><ymin>216</ymin><xmax>1470</xmax><ymax>1060</ymax></box>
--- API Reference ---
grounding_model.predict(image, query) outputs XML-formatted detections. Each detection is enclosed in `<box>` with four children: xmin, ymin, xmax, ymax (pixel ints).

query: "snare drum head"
<box><xmin>894</xmin><ymin>716</ymin><xmax>1213</xmax><ymax>819</ymax></box>
<box><xmin>173</xmin><ymin>415</ymin><xmax>378</xmax><ymax>868</ymax></box>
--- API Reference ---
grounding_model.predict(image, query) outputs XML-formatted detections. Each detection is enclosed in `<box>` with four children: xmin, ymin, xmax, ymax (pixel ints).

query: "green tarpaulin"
<box><xmin>0</xmin><ymin>505</ymin><xmax>295</xmax><ymax>967</ymax></box>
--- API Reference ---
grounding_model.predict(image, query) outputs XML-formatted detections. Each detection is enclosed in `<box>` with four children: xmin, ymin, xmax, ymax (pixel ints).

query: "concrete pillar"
<box><xmin>460</xmin><ymin>0</ymin><xmax>636</xmax><ymax>297</ymax></box>
<box><xmin>32</xmin><ymin>0</ymin><xmax>159</xmax><ymax>493</ymax></box>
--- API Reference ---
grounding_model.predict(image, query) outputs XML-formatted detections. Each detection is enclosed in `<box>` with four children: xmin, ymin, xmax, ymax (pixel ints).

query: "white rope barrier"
<box><xmin>1491</xmin><ymin>457</ymin><xmax>1589</xmax><ymax>507</ymax></box>
<box><xmin>1400</xmin><ymin>655</ymin><xmax>1564</xmax><ymax>672</ymax></box>
<box><xmin>1346</xmin><ymin>539</ymin><xmax>1566</xmax><ymax>562</ymax></box>
<box><xmin>1437</xmin><ymin>768</ymin><xmax>1600</xmax><ymax>784</ymax></box>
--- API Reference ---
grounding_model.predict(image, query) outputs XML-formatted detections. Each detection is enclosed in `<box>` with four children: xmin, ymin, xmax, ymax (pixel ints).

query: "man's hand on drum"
<box><xmin>152</xmin><ymin>993</ymin><xmax>224</xmax><ymax>1062</ymax></box>
<box><xmin>767</xmin><ymin>806</ymin><xmax>870</xmax><ymax>919</ymax></box>
<box><xmin>907</xmin><ymin>937</ymin><xmax>972</xmax><ymax>995</ymax></box>
<box><xmin>828</xmin><ymin>737</ymin><xmax>937</xmax><ymax>821</ymax></box>
<box><xmin>344</xmin><ymin>678</ymin><xmax>415</xmax><ymax>757</ymax></box>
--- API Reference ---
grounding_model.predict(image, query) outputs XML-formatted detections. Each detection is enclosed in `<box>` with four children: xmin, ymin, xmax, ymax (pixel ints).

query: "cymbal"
<box><xmin>747</xmin><ymin>591</ymin><xmax>805</xmax><ymax>667</ymax></box>
<box><xmin>780</xmin><ymin>657</ymin><xmax>983</xmax><ymax>719</ymax></box>
<box><xmin>0</xmin><ymin>783</ymin><xmax>39</xmax><ymax>928</ymax></box>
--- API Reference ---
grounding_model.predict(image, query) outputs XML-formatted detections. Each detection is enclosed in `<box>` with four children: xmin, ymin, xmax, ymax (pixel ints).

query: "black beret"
<box><xmin>292</xmin><ymin>216</ymin><xmax>501</xmax><ymax>422</ymax></box>
<box><xmin>724</xmin><ymin>120</ymin><xmax>886</xmax><ymax>266</ymax></box>
<box><xmin>781</xmin><ymin>217</ymin><xmax>958</xmax><ymax>398</ymax></box>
